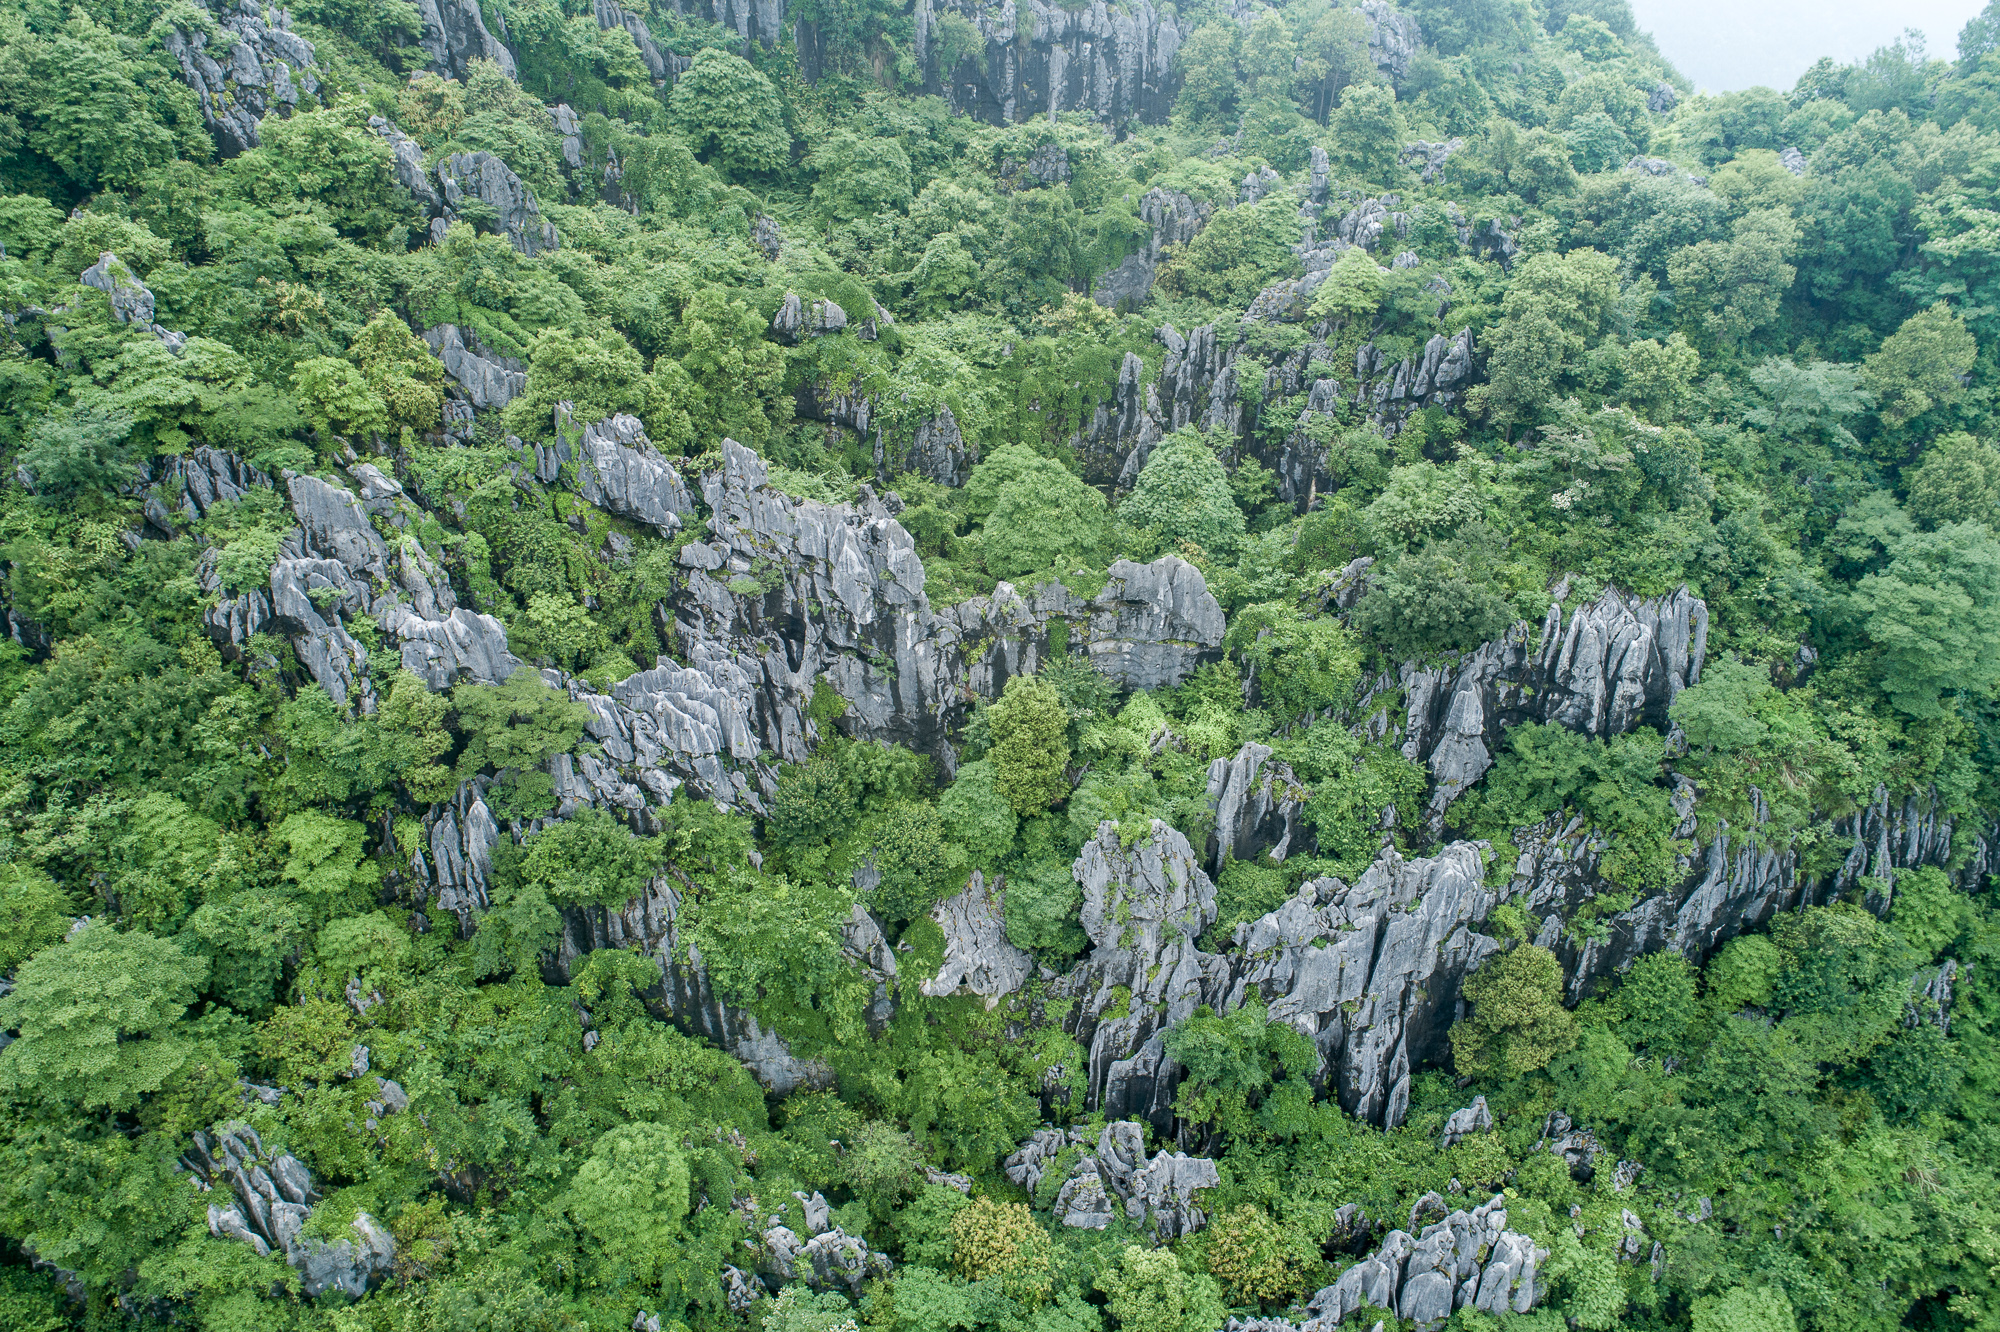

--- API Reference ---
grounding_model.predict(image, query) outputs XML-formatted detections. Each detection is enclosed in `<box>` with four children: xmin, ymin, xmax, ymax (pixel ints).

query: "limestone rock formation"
<box><xmin>201</xmin><ymin>465</ymin><xmax>520</xmax><ymax>709</ymax></box>
<box><xmin>434</xmin><ymin>151</ymin><xmax>560</xmax><ymax>256</ymax></box>
<box><xmin>1092</xmin><ymin>188</ymin><xmax>1212</xmax><ymax>309</ymax></box>
<box><xmin>920</xmin><ymin>0</ymin><xmax>1186</xmax><ymax>127</ymax></box>
<box><xmin>183</xmin><ymin>1124</ymin><xmax>395</xmax><ymax>1298</ymax></box>
<box><xmin>78</xmin><ymin>253</ymin><xmax>186</xmax><ymax>352</ymax></box>
<box><xmin>755</xmin><ymin>1191</ymin><xmax>891</xmax><ymax>1293</ymax></box>
<box><xmin>1074</xmin><ymin>318</ymin><xmax>1474</xmax><ymax>496</ymax></box>
<box><xmin>904</xmin><ymin>404</ymin><xmax>977</xmax><ymax>487</ymax></box>
<box><xmin>1205</xmin><ymin>742</ymin><xmax>1308</xmax><ymax>873</ymax></box>
<box><xmin>1301</xmin><ymin>1195</ymin><xmax>1546</xmax><ymax>1329</ymax></box>
<box><xmin>1052</xmin><ymin>821</ymin><xmax>1228</xmax><ymax>1123</ymax></box>
<box><xmin>1400</xmin><ymin>139</ymin><xmax>1464</xmax><ymax>183</ymax></box>
<box><xmin>1016</xmin><ymin>1121</ymin><xmax>1220</xmax><ymax>1238</ymax></box>
<box><xmin>922</xmin><ymin>872</ymin><xmax>1035</xmax><ymax>1005</ymax></box>
<box><xmin>1438</xmin><ymin>1096</ymin><xmax>1493</xmax><ymax>1147</ymax></box>
<box><xmin>1399</xmin><ymin>583</ymin><xmax>1709</xmax><ymax>827</ymax></box>
<box><xmin>163</xmin><ymin>0</ymin><xmax>319</xmax><ymax>156</ymax></box>
<box><xmin>1224</xmin><ymin>843</ymin><xmax>1500</xmax><ymax>1125</ymax></box>
<box><xmin>425</xmin><ymin>322</ymin><xmax>525</xmax><ymax>411</ymax></box>
<box><xmin>558</xmin><ymin>409</ymin><xmax>696</xmax><ymax>535</ymax></box>
<box><xmin>1360</xmin><ymin>0</ymin><xmax>1421</xmax><ymax>79</ymax></box>
<box><xmin>594</xmin><ymin>0</ymin><xmax>686</xmax><ymax>82</ymax></box>
<box><xmin>416</xmin><ymin>0</ymin><xmax>517</xmax><ymax>80</ymax></box>
<box><xmin>370</xmin><ymin>117</ymin><xmax>446</xmax><ymax>214</ymax></box>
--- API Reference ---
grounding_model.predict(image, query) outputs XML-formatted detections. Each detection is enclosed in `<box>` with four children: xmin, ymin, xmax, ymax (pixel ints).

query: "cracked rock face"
<box><xmin>550</xmin><ymin>408</ymin><xmax>696</xmax><ymax>535</ymax></box>
<box><xmin>1014</xmin><ymin>1121</ymin><xmax>1220</xmax><ymax>1238</ymax></box>
<box><xmin>1359</xmin><ymin>0</ymin><xmax>1420</xmax><ymax>79</ymax></box>
<box><xmin>163</xmin><ymin>0</ymin><xmax>319</xmax><ymax>156</ymax></box>
<box><xmin>1206</xmin><ymin>742</ymin><xmax>1307</xmax><ymax>874</ymax></box>
<box><xmin>416</xmin><ymin>0</ymin><xmax>517</xmax><ymax>80</ymax></box>
<box><xmin>425</xmin><ymin>323</ymin><xmax>525</xmax><ymax>412</ymax></box>
<box><xmin>1092</xmin><ymin>187</ymin><xmax>1212</xmax><ymax>310</ymax></box>
<box><xmin>200</xmin><ymin>464</ymin><xmax>520</xmax><ymax>710</ymax></box>
<box><xmin>594</xmin><ymin>0</ymin><xmax>687</xmax><ymax>82</ymax></box>
<box><xmin>435</xmin><ymin>151</ymin><xmax>560</xmax><ymax>256</ymax></box>
<box><xmin>904</xmin><ymin>404</ymin><xmax>977</xmax><ymax>487</ymax></box>
<box><xmin>1399</xmin><ymin>584</ymin><xmax>1709</xmax><ymax>829</ymax></box>
<box><xmin>922</xmin><ymin>872</ymin><xmax>1035</xmax><ymax>1006</ymax></box>
<box><xmin>1302</xmin><ymin>1195</ymin><xmax>1546</xmax><ymax>1330</ymax></box>
<box><xmin>920</xmin><ymin>0</ymin><xmax>1186</xmax><ymax>128</ymax></box>
<box><xmin>1223</xmin><ymin>843</ymin><xmax>1500</xmax><ymax>1126</ymax></box>
<box><xmin>183</xmin><ymin>1124</ymin><xmax>395</xmax><ymax>1298</ymax></box>
<box><xmin>1053</xmin><ymin>820</ymin><xmax>1228</xmax><ymax>1124</ymax></box>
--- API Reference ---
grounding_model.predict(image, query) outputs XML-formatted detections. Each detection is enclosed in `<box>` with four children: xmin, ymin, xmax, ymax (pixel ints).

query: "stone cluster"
<box><xmin>183</xmin><ymin>1123</ymin><xmax>397</xmax><ymax>1298</ymax></box>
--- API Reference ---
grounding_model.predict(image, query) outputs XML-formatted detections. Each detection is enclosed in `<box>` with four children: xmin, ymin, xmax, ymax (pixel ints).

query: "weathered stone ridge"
<box><xmin>918</xmin><ymin>0</ymin><xmax>1187</xmax><ymax>126</ymax></box>
<box><xmin>163</xmin><ymin>0</ymin><xmax>320</xmax><ymax>157</ymax></box>
<box><xmin>1398</xmin><ymin>583</ymin><xmax>1709</xmax><ymax>827</ymax></box>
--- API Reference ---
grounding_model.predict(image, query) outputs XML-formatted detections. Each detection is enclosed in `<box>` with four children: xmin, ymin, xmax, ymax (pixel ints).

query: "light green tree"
<box><xmin>565</xmin><ymin>1121</ymin><xmax>690</xmax><ymax>1275</ymax></box>
<box><xmin>1905</xmin><ymin>432</ymin><xmax>2000</xmax><ymax>529</ymax></box>
<box><xmin>987</xmin><ymin>675</ymin><xmax>1071</xmax><ymax>818</ymax></box>
<box><xmin>1326</xmin><ymin>83</ymin><xmax>1406</xmax><ymax>183</ymax></box>
<box><xmin>1849</xmin><ymin>520</ymin><xmax>2000</xmax><ymax>717</ymax></box>
<box><xmin>1862</xmin><ymin>302</ymin><xmax>1978</xmax><ymax>427</ymax></box>
<box><xmin>1449</xmin><ymin>944</ymin><xmax>1578</xmax><ymax>1080</ymax></box>
<box><xmin>670</xmin><ymin>49</ymin><xmax>790</xmax><ymax>177</ymax></box>
<box><xmin>1121</xmin><ymin>430</ymin><xmax>1246</xmax><ymax>558</ymax></box>
<box><xmin>0</xmin><ymin>925</ymin><xmax>207</xmax><ymax>1110</ymax></box>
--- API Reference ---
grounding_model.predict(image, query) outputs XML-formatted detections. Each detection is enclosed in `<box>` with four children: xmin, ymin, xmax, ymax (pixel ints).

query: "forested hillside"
<box><xmin>2</xmin><ymin>0</ymin><xmax>1999</xmax><ymax>1328</ymax></box>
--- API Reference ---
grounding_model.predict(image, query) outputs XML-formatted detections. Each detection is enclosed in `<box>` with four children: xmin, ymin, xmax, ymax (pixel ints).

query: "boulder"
<box><xmin>557</xmin><ymin>409</ymin><xmax>696</xmax><ymax>535</ymax></box>
<box><xmin>78</xmin><ymin>253</ymin><xmax>185</xmax><ymax>351</ymax></box>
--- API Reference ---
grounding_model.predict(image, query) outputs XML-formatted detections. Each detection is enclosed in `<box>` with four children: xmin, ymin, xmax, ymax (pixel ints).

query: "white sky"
<box><xmin>1628</xmin><ymin>0</ymin><xmax>1990</xmax><ymax>92</ymax></box>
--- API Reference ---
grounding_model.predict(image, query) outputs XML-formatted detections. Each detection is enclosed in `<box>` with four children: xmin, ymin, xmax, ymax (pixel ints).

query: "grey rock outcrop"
<box><xmin>557</xmin><ymin>409</ymin><xmax>696</xmax><ymax>535</ymax></box>
<box><xmin>183</xmin><ymin>1124</ymin><xmax>394</xmax><ymax>1298</ymax></box>
<box><xmin>1092</xmin><ymin>187</ymin><xmax>1212</xmax><ymax>309</ymax></box>
<box><xmin>370</xmin><ymin>117</ymin><xmax>446</xmax><ymax>215</ymax></box>
<box><xmin>920</xmin><ymin>0</ymin><xmax>1186</xmax><ymax>127</ymax></box>
<box><xmin>594</xmin><ymin>0</ymin><xmax>686</xmax><ymax>82</ymax></box>
<box><xmin>203</xmin><ymin>466</ymin><xmax>520</xmax><ymax>708</ymax></box>
<box><xmin>904</xmin><ymin>404</ymin><xmax>977</xmax><ymax>487</ymax></box>
<box><xmin>1400</xmin><ymin>139</ymin><xmax>1463</xmax><ymax>183</ymax></box>
<box><xmin>415</xmin><ymin>0</ymin><xmax>517</xmax><ymax>80</ymax></box>
<box><xmin>1018</xmin><ymin>1121</ymin><xmax>1220</xmax><ymax>1238</ymax></box>
<box><xmin>1400</xmin><ymin>584</ymin><xmax>1709</xmax><ymax>828</ymax></box>
<box><xmin>1779</xmin><ymin>146</ymin><xmax>1807</xmax><ymax>176</ymax></box>
<box><xmin>78</xmin><ymin>253</ymin><xmax>186</xmax><ymax>351</ymax></box>
<box><xmin>921</xmin><ymin>872</ymin><xmax>1035</xmax><ymax>1006</ymax></box>
<box><xmin>425</xmin><ymin>323</ymin><xmax>525</xmax><ymax>411</ymax></box>
<box><xmin>1224</xmin><ymin>843</ymin><xmax>1499</xmax><ymax>1125</ymax></box>
<box><xmin>1648</xmin><ymin>81</ymin><xmax>1680</xmax><ymax>114</ymax></box>
<box><xmin>1075</xmin><ymin>317</ymin><xmax>1474</xmax><ymax>497</ymax></box>
<box><xmin>1206</xmin><ymin>742</ymin><xmax>1307</xmax><ymax>873</ymax></box>
<box><xmin>1438</xmin><ymin>1096</ymin><xmax>1492</xmax><ymax>1147</ymax></box>
<box><xmin>1051</xmin><ymin>821</ymin><xmax>1228</xmax><ymax>1124</ymax></box>
<box><xmin>434</xmin><ymin>151</ymin><xmax>559</xmax><ymax>256</ymax></box>
<box><xmin>1359</xmin><ymin>0</ymin><xmax>1420</xmax><ymax>79</ymax></box>
<box><xmin>1302</xmin><ymin>1195</ymin><xmax>1547</xmax><ymax>1328</ymax></box>
<box><xmin>756</xmin><ymin>1191</ymin><xmax>891</xmax><ymax>1293</ymax></box>
<box><xmin>143</xmin><ymin>447</ymin><xmax>273</xmax><ymax>536</ymax></box>
<box><xmin>163</xmin><ymin>0</ymin><xmax>319</xmax><ymax>157</ymax></box>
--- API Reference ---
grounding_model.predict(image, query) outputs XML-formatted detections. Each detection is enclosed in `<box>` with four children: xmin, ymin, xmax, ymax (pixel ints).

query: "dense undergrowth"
<box><xmin>2</xmin><ymin>0</ymin><xmax>2000</xmax><ymax>1329</ymax></box>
